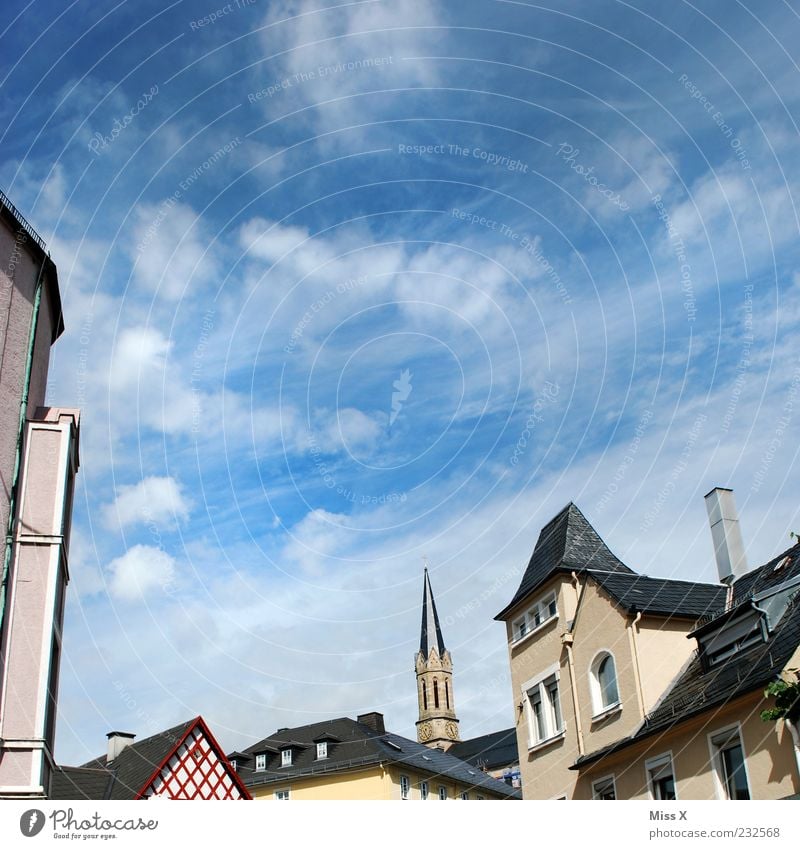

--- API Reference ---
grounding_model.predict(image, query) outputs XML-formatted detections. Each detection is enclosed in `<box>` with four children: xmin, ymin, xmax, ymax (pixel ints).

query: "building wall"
<box><xmin>250</xmin><ymin>764</ymin><xmax>509</xmax><ymax>800</ymax></box>
<box><xmin>574</xmin><ymin>692</ymin><xmax>800</xmax><ymax>800</ymax></box>
<box><xmin>635</xmin><ymin>617</ymin><xmax>701</xmax><ymax>713</ymax></box>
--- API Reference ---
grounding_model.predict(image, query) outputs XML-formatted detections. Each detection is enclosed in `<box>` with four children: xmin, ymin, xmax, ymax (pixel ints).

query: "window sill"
<box><xmin>511</xmin><ymin>615</ymin><xmax>559</xmax><ymax>649</ymax></box>
<box><xmin>527</xmin><ymin>729</ymin><xmax>566</xmax><ymax>754</ymax></box>
<box><xmin>591</xmin><ymin>703</ymin><xmax>622</xmax><ymax>723</ymax></box>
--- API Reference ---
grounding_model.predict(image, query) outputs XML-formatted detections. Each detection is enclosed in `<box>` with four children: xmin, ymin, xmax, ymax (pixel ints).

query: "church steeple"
<box><xmin>415</xmin><ymin>567</ymin><xmax>460</xmax><ymax>749</ymax></box>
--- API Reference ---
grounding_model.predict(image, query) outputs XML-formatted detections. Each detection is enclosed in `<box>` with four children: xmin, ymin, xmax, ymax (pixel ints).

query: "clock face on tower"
<box><xmin>446</xmin><ymin>722</ymin><xmax>459</xmax><ymax>739</ymax></box>
<box><xmin>418</xmin><ymin>723</ymin><xmax>433</xmax><ymax>741</ymax></box>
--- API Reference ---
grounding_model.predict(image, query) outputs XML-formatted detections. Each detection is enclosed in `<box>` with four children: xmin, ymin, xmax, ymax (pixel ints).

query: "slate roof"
<box><xmin>50</xmin><ymin>717</ymin><xmax>248</xmax><ymax>800</ymax></box>
<box><xmin>238</xmin><ymin>716</ymin><xmax>519</xmax><ymax>798</ymax></box>
<box><xmin>420</xmin><ymin>568</ymin><xmax>447</xmax><ymax>656</ymax></box>
<box><xmin>591</xmin><ymin>572</ymin><xmax>727</xmax><ymax>619</ymax></box>
<box><xmin>573</xmin><ymin>544</ymin><xmax>800</xmax><ymax>770</ymax></box>
<box><xmin>447</xmin><ymin>727</ymin><xmax>518</xmax><ymax>772</ymax></box>
<box><xmin>496</xmin><ymin>503</ymin><xmax>634</xmax><ymax>620</ymax></box>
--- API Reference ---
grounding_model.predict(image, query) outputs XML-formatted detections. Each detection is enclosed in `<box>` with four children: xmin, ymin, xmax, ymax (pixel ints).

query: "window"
<box><xmin>422</xmin><ymin>681</ymin><xmax>427</xmax><ymax>710</ymax></box>
<box><xmin>281</xmin><ymin>749</ymin><xmax>292</xmax><ymax>767</ymax></box>
<box><xmin>420</xmin><ymin>781</ymin><xmax>429</xmax><ymax>800</ymax></box>
<box><xmin>316</xmin><ymin>741</ymin><xmax>327</xmax><ymax>760</ymax></box>
<box><xmin>446</xmin><ymin>680</ymin><xmax>450</xmax><ymax>709</ymax></box>
<box><xmin>229</xmin><ymin>759</ymin><xmax>237</xmax><ymax>772</ymax></box>
<box><xmin>701</xmin><ymin>613</ymin><xmax>764</xmax><ymax>667</ymax></box>
<box><xmin>255</xmin><ymin>753</ymin><xmax>266</xmax><ymax>771</ymax></box>
<box><xmin>513</xmin><ymin>592</ymin><xmax>558</xmax><ymax>642</ymax></box>
<box><xmin>274</xmin><ymin>789</ymin><xmax>290</xmax><ymax>800</ymax></box>
<box><xmin>434</xmin><ymin>678</ymin><xmax>440</xmax><ymax>708</ymax></box>
<box><xmin>590</xmin><ymin>652</ymin><xmax>620</xmax><ymax>717</ymax></box>
<box><xmin>438</xmin><ymin>785</ymin><xmax>448</xmax><ymax>800</ymax></box>
<box><xmin>592</xmin><ymin>776</ymin><xmax>616</xmax><ymax>800</ymax></box>
<box><xmin>710</xmin><ymin>727</ymin><xmax>750</xmax><ymax>800</ymax></box>
<box><xmin>460</xmin><ymin>791</ymin><xmax>469</xmax><ymax>800</ymax></box>
<box><xmin>646</xmin><ymin>754</ymin><xmax>676</xmax><ymax>800</ymax></box>
<box><xmin>400</xmin><ymin>775</ymin><xmax>410</xmax><ymax>800</ymax></box>
<box><xmin>523</xmin><ymin>667</ymin><xmax>564</xmax><ymax>746</ymax></box>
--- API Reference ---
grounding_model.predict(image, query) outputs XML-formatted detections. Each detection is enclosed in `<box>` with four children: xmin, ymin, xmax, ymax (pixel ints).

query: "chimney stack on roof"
<box><xmin>357</xmin><ymin>712</ymin><xmax>385</xmax><ymax>734</ymax></box>
<box><xmin>704</xmin><ymin>487</ymin><xmax>748</xmax><ymax>585</ymax></box>
<box><xmin>106</xmin><ymin>731</ymin><xmax>135</xmax><ymax>763</ymax></box>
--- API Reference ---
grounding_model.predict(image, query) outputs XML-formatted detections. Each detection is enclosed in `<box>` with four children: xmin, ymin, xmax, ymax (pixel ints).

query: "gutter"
<box><xmin>0</xmin><ymin>256</ymin><xmax>46</xmax><ymax>644</ymax></box>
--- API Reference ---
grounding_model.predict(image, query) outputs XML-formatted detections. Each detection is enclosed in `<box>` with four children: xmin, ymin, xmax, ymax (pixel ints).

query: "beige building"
<box><xmin>495</xmin><ymin>491</ymin><xmax>800</xmax><ymax>800</ymax></box>
<box><xmin>232</xmin><ymin>713</ymin><xmax>518</xmax><ymax>800</ymax></box>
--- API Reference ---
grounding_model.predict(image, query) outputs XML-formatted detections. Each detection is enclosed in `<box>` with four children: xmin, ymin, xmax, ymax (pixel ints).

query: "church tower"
<box><xmin>415</xmin><ymin>568</ymin><xmax>460</xmax><ymax>749</ymax></box>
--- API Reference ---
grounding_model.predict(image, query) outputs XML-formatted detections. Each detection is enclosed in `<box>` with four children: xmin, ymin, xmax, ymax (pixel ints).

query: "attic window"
<box><xmin>316</xmin><ymin>741</ymin><xmax>327</xmax><ymax>760</ymax></box>
<box><xmin>385</xmin><ymin>741</ymin><xmax>403</xmax><ymax>752</ymax></box>
<box><xmin>255</xmin><ymin>753</ymin><xmax>266</xmax><ymax>771</ymax></box>
<box><xmin>281</xmin><ymin>749</ymin><xmax>292</xmax><ymax>767</ymax></box>
<box><xmin>774</xmin><ymin>555</ymin><xmax>791</xmax><ymax>573</ymax></box>
<box><xmin>700</xmin><ymin>611</ymin><xmax>765</xmax><ymax>666</ymax></box>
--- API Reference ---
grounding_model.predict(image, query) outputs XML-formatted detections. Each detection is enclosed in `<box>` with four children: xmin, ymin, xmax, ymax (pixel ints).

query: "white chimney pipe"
<box><xmin>106</xmin><ymin>731</ymin><xmax>135</xmax><ymax>763</ymax></box>
<box><xmin>704</xmin><ymin>487</ymin><xmax>748</xmax><ymax>584</ymax></box>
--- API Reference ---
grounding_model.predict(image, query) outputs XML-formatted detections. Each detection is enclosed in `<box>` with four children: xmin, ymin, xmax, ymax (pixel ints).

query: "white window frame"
<box><xmin>316</xmin><ymin>741</ymin><xmax>328</xmax><ymax>760</ymax></box>
<box><xmin>701</xmin><ymin>613</ymin><xmax>765</xmax><ymax>667</ymax></box>
<box><xmin>274</xmin><ymin>788</ymin><xmax>290</xmax><ymax>800</ymax></box>
<box><xmin>522</xmin><ymin>663</ymin><xmax>565</xmax><ymax>749</ymax></box>
<box><xmin>280</xmin><ymin>748</ymin><xmax>292</xmax><ymax>767</ymax></box>
<box><xmin>589</xmin><ymin>650</ymin><xmax>621</xmax><ymax>719</ymax></box>
<box><xmin>707</xmin><ymin>724</ymin><xmax>751</xmax><ymax>800</ymax></box>
<box><xmin>511</xmin><ymin>591</ymin><xmax>559</xmax><ymax>645</ymax></box>
<box><xmin>592</xmin><ymin>774</ymin><xmax>617</xmax><ymax>800</ymax></box>
<box><xmin>254</xmin><ymin>753</ymin><xmax>266</xmax><ymax>771</ymax></box>
<box><xmin>438</xmin><ymin>785</ymin><xmax>448</xmax><ymax>800</ymax></box>
<box><xmin>645</xmin><ymin>752</ymin><xmax>677</xmax><ymax>801</ymax></box>
<box><xmin>419</xmin><ymin>780</ymin><xmax>429</xmax><ymax>800</ymax></box>
<box><xmin>400</xmin><ymin>774</ymin><xmax>410</xmax><ymax>800</ymax></box>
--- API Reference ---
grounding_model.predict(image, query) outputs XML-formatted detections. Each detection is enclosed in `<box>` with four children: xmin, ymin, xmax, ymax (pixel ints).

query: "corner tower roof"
<box><xmin>419</xmin><ymin>568</ymin><xmax>447</xmax><ymax>657</ymax></box>
<box><xmin>496</xmin><ymin>502</ymin><xmax>634</xmax><ymax>620</ymax></box>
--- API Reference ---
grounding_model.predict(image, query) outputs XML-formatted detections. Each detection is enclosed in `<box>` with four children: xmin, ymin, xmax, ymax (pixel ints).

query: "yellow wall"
<box><xmin>251</xmin><ymin>764</ymin><xmax>508</xmax><ymax>800</ymax></box>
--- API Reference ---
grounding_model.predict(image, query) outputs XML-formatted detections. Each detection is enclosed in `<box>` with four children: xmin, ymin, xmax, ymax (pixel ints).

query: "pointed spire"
<box><xmin>419</xmin><ymin>566</ymin><xmax>447</xmax><ymax>657</ymax></box>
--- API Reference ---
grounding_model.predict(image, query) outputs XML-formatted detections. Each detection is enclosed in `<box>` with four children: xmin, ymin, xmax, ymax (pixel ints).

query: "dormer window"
<box><xmin>281</xmin><ymin>749</ymin><xmax>292</xmax><ymax>767</ymax></box>
<box><xmin>255</xmin><ymin>753</ymin><xmax>266</xmax><ymax>771</ymax></box>
<box><xmin>700</xmin><ymin>610</ymin><xmax>765</xmax><ymax>667</ymax></box>
<box><xmin>512</xmin><ymin>591</ymin><xmax>558</xmax><ymax>643</ymax></box>
<box><xmin>316</xmin><ymin>741</ymin><xmax>327</xmax><ymax>760</ymax></box>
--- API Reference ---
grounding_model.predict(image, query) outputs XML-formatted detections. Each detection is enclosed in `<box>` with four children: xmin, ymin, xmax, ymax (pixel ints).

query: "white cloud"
<box><xmin>106</xmin><ymin>545</ymin><xmax>176</xmax><ymax>602</ymax></box>
<box><xmin>103</xmin><ymin>476</ymin><xmax>191</xmax><ymax>530</ymax></box>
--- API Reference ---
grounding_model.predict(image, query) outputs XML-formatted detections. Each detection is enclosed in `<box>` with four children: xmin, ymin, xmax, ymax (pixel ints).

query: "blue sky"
<box><xmin>2</xmin><ymin>0</ymin><xmax>800</xmax><ymax>764</ymax></box>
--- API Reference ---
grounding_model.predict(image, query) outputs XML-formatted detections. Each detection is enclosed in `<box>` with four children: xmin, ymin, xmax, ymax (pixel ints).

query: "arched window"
<box><xmin>434</xmin><ymin>678</ymin><xmax>440</xmax><ymax>708</ymax></box>
<box><xmin>445</xmin><ymin>680</ymin><xmax>450</xmax><ymax>709</ymax></box>
<box><xmin>422</xmin><ymin>681</ymin><xmax>428</xmax><ymax>710</ymax></box>
<box><xmin>590</xmin><ymin>651</ymin><xmax>620</xmax><ymax>716</ymax></box>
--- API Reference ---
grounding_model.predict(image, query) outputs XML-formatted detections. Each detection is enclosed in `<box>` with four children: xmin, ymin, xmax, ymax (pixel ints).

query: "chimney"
<box><xmin>357</xmin><ymin>712</ymin><xmax>385</xmax><ymax>734</ymax></box>
<box><xmin>106</xmin><ymin>731</ymin><xmax>135</xmax><ymax>762</ymax></box>
<box><xmin>704</xmin><ymin>487</ymin><xmax>748</xmax><ymax>584</ymax></box>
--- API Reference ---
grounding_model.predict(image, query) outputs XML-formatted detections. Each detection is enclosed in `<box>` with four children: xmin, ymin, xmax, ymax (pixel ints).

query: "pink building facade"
<box><xmin>0</xmin><ymin>190</ymin><xmax>80</xmax><ymax>798</ymax></box>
